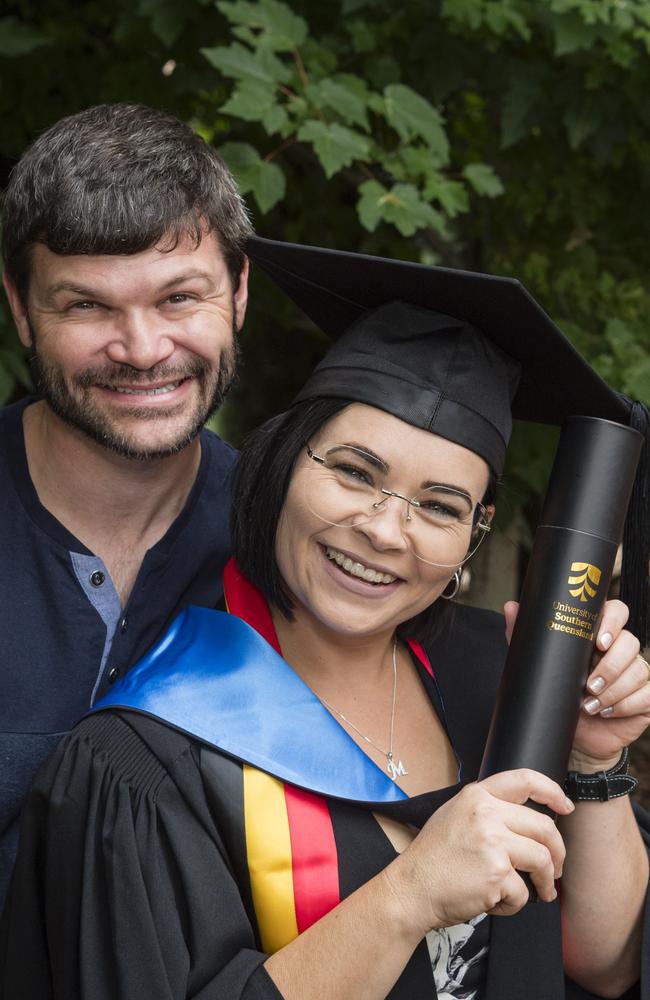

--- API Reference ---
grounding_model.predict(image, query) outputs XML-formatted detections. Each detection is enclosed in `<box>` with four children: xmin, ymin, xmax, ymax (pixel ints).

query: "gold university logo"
<box><xmin>568</xmin><ymin>562</ymin><xmax>602</xmax><ymax>602</ymax></box>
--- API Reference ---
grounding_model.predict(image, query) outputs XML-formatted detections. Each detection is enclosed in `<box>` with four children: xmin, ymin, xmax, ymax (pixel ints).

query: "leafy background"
<box><xmin>2</xmin><ymin>0</ymin><xmax>650</xmax><ymax>796</ymax></box>
<box><xmin>2</xmin><ymin>0</ymin><xmax>649</xmax><ymax>594</ymax></box>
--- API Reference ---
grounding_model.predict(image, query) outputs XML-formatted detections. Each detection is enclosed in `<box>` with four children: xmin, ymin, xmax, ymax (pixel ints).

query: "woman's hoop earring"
<box><xmin>441</xmin><ymin>569</ymin><xmax>462</xmax><ymax>600</ymax></box>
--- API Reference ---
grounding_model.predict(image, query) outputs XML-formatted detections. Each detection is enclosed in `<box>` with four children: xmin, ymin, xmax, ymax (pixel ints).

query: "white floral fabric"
<box><xmin>426</xmin><ymin>912</ymin><xmax>489</xmax><ymax>999</ymax></box>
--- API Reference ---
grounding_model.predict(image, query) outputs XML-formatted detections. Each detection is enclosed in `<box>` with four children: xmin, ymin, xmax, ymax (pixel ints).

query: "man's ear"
<box><xmin>2</xmin><ymin>271</ymin><xmax>33</xmax><ymax>347</ymax></box>
<box><xmin>233</xmin><ymin>256</ymin><xmax>249</xmax><ymax>333</ymax></box>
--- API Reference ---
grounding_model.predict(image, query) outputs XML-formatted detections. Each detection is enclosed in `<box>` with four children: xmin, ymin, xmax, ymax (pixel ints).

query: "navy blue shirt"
<box><xmin>0</xmin><ymin>398</ymin><xmax>237</xmax><ymax>907</ymax></box>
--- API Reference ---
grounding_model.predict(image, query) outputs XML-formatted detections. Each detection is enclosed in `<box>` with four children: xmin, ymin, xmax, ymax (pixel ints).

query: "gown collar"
<box><xmin>92</xmin><ymin>560</ymin><xmax>411</xmax><ymax>803</ymax></box>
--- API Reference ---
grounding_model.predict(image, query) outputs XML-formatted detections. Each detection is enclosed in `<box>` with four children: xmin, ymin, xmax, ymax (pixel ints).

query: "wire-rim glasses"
<box><xmin>303</xmin><ymin>442</ymin><xmax>491</xmax><ymax>569</ymax></box>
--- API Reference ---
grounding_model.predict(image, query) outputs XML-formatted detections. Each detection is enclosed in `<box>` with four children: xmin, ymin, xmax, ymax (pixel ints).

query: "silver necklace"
<box><xmin>319</xmin><ymin>635</ymin><xmax>408</xmax><ymax>782</ymax></box>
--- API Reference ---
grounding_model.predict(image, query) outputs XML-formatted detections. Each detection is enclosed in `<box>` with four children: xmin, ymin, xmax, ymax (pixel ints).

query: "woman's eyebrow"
<box><xmin>341</xmin><ymin>442</ymin><xmax>388</xmax><ymax>471</ymax></box>
<box><xmin>421</xmin><ymin>480</ymin><xmax>472</xmax><ymax>500</ymax></box>
<box><xmin>341</xmin><ymin>444</ymin><xmax>472</xmax><ymax>499</ymax></box>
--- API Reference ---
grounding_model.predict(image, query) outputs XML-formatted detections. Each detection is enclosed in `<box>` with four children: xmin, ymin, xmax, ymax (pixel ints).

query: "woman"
<box><xmin>1</xmin><ymin>240</ymin><xmax>649</xmax><ymax>1000</ymax></box>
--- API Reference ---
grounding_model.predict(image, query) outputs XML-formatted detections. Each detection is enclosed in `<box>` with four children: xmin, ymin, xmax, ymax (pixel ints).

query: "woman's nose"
<box><xmin>353</xmin><ymin>495</ymin><xmax>411</xmax><ymax>550</ymax></box>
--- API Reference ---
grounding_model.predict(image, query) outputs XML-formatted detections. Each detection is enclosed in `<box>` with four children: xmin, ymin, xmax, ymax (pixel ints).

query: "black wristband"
<box><xmin>565</xmin><ymin>746</ymin><xmax>638</xmax><ymax>802</ymax></box>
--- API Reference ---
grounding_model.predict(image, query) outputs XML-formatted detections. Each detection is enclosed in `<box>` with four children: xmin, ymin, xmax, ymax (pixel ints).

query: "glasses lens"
<box><xmin>304</xmin><ymin>445</ymin><xmax>386</xmax><ymax>528</ymax></box>
<box><xmin>407</xmin><ymin>487</ymin><xmax>490</xmax><ymax>567</ymax></box>
<box><xmin>303</xmin><ymin>445</ymin><xmax>490</xmax><ymax>568</ymax></box>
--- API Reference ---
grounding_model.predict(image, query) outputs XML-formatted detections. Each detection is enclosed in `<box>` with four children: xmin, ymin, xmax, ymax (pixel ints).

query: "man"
<box><xmin>0</xmin><ymin>103</ymin><xmax>251</xmax><ymax>906</ymax></box>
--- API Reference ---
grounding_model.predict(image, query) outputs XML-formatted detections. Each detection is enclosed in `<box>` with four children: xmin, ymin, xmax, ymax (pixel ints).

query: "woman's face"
<box><xmin>275</xmin><ymin>403</ymin><xmax>492</xmax><ymax>640</ymax></box>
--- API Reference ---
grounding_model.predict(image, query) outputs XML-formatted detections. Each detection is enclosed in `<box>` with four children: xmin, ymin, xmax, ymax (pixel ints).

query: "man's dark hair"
<box><xmin>231</xmin><ymin>397</ymin><xmax>498</xmax><ymax>647</ymax></box>
<box><xmin>2</xmin><ymin>103</ymin><xmax>253</xmax><ymax>302</ymax></box>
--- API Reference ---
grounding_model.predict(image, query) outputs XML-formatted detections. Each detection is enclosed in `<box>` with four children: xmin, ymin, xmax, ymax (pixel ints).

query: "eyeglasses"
<box><xmin>303</xmin><ymin>443</ymin><xmax>491</xmax><ymax>568</ymax></box>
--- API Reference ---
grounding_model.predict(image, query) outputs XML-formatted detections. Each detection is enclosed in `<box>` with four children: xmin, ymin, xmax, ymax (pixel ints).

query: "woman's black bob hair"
<box><xmin>231</xmin><ymin>397</ymin><xmax>497</xmax><ymax>646</ymax></box>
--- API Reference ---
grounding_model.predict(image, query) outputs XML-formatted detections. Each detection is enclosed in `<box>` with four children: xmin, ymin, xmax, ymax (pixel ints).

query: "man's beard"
<box><xmin>28</xmin><ymin>331</ymin><xmax>240</xmax><ymax>461</ymax></box>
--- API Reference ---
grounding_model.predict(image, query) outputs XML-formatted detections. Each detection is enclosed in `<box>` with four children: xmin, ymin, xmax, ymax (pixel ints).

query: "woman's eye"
<box><xmin>333</xmin><ymin>463</ymin><xmax>374</xmax><ymax>486</ymax></box>
<box><xmin>419</xmin><ymin>501</ymin><xmax>461</xmax><ymax>520</ymax></box>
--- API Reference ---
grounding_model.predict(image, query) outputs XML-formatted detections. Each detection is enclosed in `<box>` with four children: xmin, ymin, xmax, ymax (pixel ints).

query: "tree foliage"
<box><xmin>1</xmin><ymin>0</ymin><xmax>649</xmax><ymax>542</ymax></box>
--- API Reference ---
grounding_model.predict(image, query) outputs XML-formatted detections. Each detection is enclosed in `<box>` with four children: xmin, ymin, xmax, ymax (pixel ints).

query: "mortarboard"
<box><xmin>245</xmin><ymin>235</ymin><xmax>649</xmax><ymax>646</ymax></box>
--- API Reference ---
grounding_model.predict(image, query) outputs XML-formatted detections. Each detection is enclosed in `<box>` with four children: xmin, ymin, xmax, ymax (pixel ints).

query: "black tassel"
<box><xmin>620</xmin><ymin>398</ymin><xmax>650</xmax><ymax>650</ymax></box>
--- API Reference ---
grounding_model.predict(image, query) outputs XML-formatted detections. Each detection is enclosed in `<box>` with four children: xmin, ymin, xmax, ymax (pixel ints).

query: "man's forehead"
<box><xmin>30</xmin><ymin>230</ymin><xmax>230</xmax><ymax>295</ymax></box>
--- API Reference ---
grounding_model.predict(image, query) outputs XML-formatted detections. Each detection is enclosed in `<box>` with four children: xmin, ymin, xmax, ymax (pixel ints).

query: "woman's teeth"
<box><xmin>113</xmin><ymin>382</ymin><xmax>181</xmax><ymax>395</ymax></box>
<box><xmin>325</xmin><ymin>546</ymin><xmax>396</xmax><ymax>585</ymax></box>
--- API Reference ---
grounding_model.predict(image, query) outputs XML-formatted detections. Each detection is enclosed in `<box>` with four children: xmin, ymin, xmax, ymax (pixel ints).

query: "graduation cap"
<box><xmin>246</xmin><ymin>234</ymin><xmax>649</xmax><ymax>645</ymax></box>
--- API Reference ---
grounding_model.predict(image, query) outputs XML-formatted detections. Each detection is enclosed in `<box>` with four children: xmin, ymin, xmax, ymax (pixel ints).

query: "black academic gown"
<box><xmin>1</xmin><ymin>570</ymin><xmax>648</xmax><ymax>1000</ymax></box>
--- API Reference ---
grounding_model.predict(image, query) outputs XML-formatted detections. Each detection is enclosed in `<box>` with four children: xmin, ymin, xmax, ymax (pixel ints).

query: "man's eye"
<box><xmin>70</xmin><ymin>301</ymin><xmax>97</xmax><ymax>311</ymax></box>
<box><xmin>167</xmin><ymin>293</ymin><xmax>193</xmax><ymax>304</ymax></box>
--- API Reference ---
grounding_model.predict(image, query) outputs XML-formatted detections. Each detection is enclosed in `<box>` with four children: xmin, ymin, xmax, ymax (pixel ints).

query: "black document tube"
<box><xmin>480</xmin><ymin>416</ymin><xmax>642</xmax><ymax>785</ymax></box>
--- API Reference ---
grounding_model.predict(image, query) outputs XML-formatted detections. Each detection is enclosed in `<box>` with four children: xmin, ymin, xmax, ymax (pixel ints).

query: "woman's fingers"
<box><xmin>505</xmin><ymin>831</ymin><xmax>558</xmax><ymax>902</ymax></box>
<box><xmin>586</xmin><ymin>627</ymin><xmax>640</xmax><ymax>700</ymax></box>
<box><xmin>586</xmin><ymin>679</ymin><xmax>650</xmax><ymax>720</ymax></box>
<box><xmin>503</xmin><ymin>600</ymin><xmax>519</xmax><ymax>645</ymax></box>
<box><xmin>593</xmin><ymin>599</ymin><xmax>629</xmax><ymax>654</ymax></box>
<box><xmin>499</xmin><ymin>802</ymin><xmax>566</xmax><ymax>878</ymax></box>
<box><xmin>488</xmin><ymin>869</ymin><xmax>533</xmax><ymax>916</ymax></box>
<box><xmin>480</xmin><ymin>768</ymin><xmax>574</xmax><ymax>816</ymax></box>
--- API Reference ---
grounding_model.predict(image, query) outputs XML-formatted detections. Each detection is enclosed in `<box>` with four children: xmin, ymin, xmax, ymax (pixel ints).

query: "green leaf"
<box><xmin>345</xmin><ymin>17</ymin><xmax>377</xmax><ymax>52</ymax></box>
<box><xmin>553</xmin><ymin>12</ymin><xmax>598</xmax><ymax>56</ymax></box>
<box><xmin>201</xmin><ymin>42</ymin><xmax>291</xmax><ymax>85</ymax></box>
<box><xmin>220</xmin><ymin>78</ymin><xmax>277</xmax><ymax>121</ymax></box>
<box><xmin>383</xmin><ymin>183</ymin><xmax>448</xmax><ymax>237</ymax></box>
<box><xmin>218</xmin><ymin>142</ymin><xmax>286</xmax><ymax>213</ymax></box>
<box><xmin>484</xmin><ymin>2</ymin><xmax>532</xmax><ymax>40</ymax></box>
<box><xmin>217</xmin><ymin>0</ymin><xmax>307</xmax><ymax>51</ymax></box>
<box><xmin>137</xmin><ymin>0</ymin><xmax>186</xmax><ymax>47</ymax></box>
<box><xmin>500</xmin><ymin>72</ymin><xmax>540</xmax><ymax>148</ymax></box>
<box><xmin>364</xmin><ymin>54</ymin><xmax>401</xmax><ymax>89</ymax></box>
<box><xmin>623</xmin><ymin>355</ymin><xmax>650</xmax><ymax>402</ymax></box>
<box><xmin>424</xmin><ymin>174</ymin><xmax>470</xmax><ymax>216</ymax></box>
<box><xmin>357</xmin><ymin>180</ymin><xmax>448</xmax><ymax>237</ymax></box>
<box><xmin>297</xmin><ymin>120</ymin><xmax>371</xmax><ymax>177</ymax></box>
<box><xmin>262</xmin><ymin>104</ymin><xmax>289</xmax><ymax>133</ymax></box>
<box><xmin>563</xmin><ymin>103</ymin><xmax>600</xmax><ymax>149</ymax></box>
<box><xmin>441</xmin><ymin>0</ymin><xmax>483</xmax><ymax>30</ymax></box>
<box><xmin>462</xmin><ymin>162</ymin><xmax>504</xmax><ymax>197</ymax></box>
<box><xmin>252</xmin><ymin>159</ymin><xmax>286</xmax><ymax>212</ymax></box>
<box><xmin>305</xmin><ymin>77</ymin><xmax>370</xmax><ymax>131</ymax></box>
<box><xmin>357</xmin><ymin>180</ymin><xmax>386</xmax><ymax>231</ymax></box>
<box><xmin>218</xmin><ymin>141</ymin><xmax>262</xmax><ymax>190</ymax></box>
<box><xmin>383</xmin><ymin>84</ymin><xmax>449</xmax><ymax>162</ymax></box>
<box><xmin>604</xmin><ymin>317</ymin><xmax>639</xmax><ymax>363</ymax></box>
<box><xmin>0</xmin><ymin>17</ymin><xmax>49</xmax><ymax>57</ymax></box>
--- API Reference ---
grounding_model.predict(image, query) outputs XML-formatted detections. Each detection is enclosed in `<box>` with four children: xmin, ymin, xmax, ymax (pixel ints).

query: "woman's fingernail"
<box><xmin>600</xmin><ymin>706</ymin><xmax>614</xmax><ymax>717</ymax></box>
<box><xmin>564</xmin><ymin>798</ymin><xmax>575</xmax><ymax>812</ymax></box>
<box><xmin>588</xmin><ymin>676</ymin><xmax>605</xmax><ymax>694</ymax></box>
<box><xmin>583</xmin><ymin>697</ymin><xmax>601</xmax><ymax>714</ymax></box>
<box><xmin>599</xmin><ymin>632</ymin><xmax>613</xmax><ymax>650</ymax></box>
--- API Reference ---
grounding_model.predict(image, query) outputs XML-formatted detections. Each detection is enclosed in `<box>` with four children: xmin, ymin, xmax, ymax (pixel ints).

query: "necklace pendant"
<box><xmin>386</xmin><ymin>752</ymin><xmax>407</xmax><ymax>781</ymax></box>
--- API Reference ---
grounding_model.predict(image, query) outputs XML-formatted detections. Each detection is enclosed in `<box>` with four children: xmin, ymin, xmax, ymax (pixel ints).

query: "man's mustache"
<box><xmin>73</xmin><ymin>359</ymin><xmax>211</xmax><ymax>388</ymax></box>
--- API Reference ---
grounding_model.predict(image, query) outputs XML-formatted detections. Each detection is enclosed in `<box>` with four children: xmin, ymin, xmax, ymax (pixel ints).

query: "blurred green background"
<box><xmin>2</xmin><ymin>0</ymin><xmax>650</xmax><ymax>610</ymax></box>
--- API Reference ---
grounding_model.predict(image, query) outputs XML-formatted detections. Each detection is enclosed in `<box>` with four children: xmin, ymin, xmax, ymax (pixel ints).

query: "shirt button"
<box><xmin>107</xmin><ymin>667</ymin><xmax>120</xmax><ymax>684</ymax></box>
<box><xmin>120</xmin><ymin>617</ymin><xmax>128</xmax><ymax>633</ymax></box>
<box><xmin>90</xmin><ymin>570</ymin><xmax>105</xmax><ymax>587</ymax></box>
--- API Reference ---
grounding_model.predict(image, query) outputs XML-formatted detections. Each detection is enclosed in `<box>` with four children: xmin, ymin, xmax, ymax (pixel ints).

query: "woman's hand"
<box><xmin>384</xmin><ymin>769</ymin><xmax>572</xmax><ymax>936</ymax></box>
<box><xmin>505</xmin><ymin>599</ymin><xmax>650</xmax><ymax>769</ymax></box>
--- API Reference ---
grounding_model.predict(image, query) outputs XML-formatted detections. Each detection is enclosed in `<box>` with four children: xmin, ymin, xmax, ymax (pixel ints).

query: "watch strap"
<box><xmin>565</xmin><ymin>746</ymin><xmax>638</xmax><ymax>802</ymax></box>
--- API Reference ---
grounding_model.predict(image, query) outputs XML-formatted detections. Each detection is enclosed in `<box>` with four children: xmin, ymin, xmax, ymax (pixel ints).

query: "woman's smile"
<box><xmin>274</xmin><ymin>403</ymin><xmax>491</xmax><ymax>638</ymax></box>
<box><xmin>320</xmin><ymin>542</ymin><xmax>403</xmax><ymax>596</ymax></box>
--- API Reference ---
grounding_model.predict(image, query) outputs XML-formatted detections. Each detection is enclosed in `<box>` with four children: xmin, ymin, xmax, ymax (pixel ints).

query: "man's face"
<box><xmin>5</xmin><ymin>232</ymin><xmax>248</xmax><ymax>459</ymax></box>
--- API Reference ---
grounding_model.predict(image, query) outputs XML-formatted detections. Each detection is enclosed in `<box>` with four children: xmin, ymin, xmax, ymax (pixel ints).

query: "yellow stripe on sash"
<box><xmin>243</xmin><ymin>764</ymin><xmax>299</xmax><ymax>953</ymax></box>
